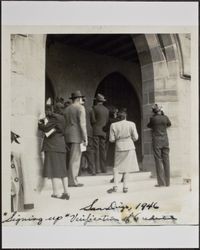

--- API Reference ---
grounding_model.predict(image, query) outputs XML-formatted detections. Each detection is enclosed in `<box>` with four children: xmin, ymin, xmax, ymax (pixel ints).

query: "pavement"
<box><xmin>25</xmin><ymin>172</ymin><xmax>198</xmax><ymax>226</ymax></box>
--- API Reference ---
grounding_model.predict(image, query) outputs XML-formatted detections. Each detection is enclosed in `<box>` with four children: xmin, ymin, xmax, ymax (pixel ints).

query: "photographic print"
<box><xmin>2</xmin><ymin>1</ymin><xmax>199</xmax><ymax>248</ymax></box>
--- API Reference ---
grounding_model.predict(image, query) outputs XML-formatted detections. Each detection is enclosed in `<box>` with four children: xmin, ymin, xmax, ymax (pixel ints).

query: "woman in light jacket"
<box><xmin>107</xmin><ymin>109</ymin><xmax>139</xmax><ymax>193</ymax></box>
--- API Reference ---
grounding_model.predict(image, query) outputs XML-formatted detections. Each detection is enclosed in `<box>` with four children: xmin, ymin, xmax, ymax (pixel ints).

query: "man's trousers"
<box><xmin>67</xmin><ymin>143</ymin><xmax>82</xmax><ymax>186</ymax></box>
<box><xmin>153</xmin><ymin>145</ymin><xmax>170</xmax><ymax>186</ymax></box>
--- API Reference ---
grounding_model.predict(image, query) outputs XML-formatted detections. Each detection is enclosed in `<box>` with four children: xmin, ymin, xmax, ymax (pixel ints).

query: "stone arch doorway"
<box><xmin>95</xmin><ymin>72</ymin><xmax>143</xmax><ymax>167</ymax></box>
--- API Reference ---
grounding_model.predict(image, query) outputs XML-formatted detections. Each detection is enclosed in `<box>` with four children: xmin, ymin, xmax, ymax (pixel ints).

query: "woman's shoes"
<box><xmin>107</xmin><ymin>186</ymin><xmax>118</xmax><ymax>193</ymax></box>
<box><xmin>123</xmin><ymin>187</ymin><xmax>128</xmax><ymax>193</ymax></box>
<box><xmin>51</xmin><ymin>193</ymin><xmax>70</xmax><ymax>200</ymax></box>
<box><xmin>61</xmin><ymin>193</ymin><xmax>70</xmax><ymax>200</ymax></box>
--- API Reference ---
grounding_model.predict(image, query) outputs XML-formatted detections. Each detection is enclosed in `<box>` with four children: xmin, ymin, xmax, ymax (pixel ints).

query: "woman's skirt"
<box><xmin>114</xmin><ymin>149</ymin><xmax>139</xmax><ymax>173</ymax></box>
<box><xmin>43</xmin><ymin>151</ymin><xmax>68</xmax><ymax>178</ymax></box>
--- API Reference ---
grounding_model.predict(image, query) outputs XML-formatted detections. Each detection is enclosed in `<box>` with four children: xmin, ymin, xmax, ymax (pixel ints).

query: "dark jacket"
<box><xmin>38</xmin><ymin>113</ymin><xmax>66</xmax><ymax>152</ymax></box>
<box><xmin>91</xmin><ymin>103</ymin><xmax>109</xmax><ymax>138</ymax></box>
<box><xmin>147</xmin><ymin>114</ymin><xmax>171</xmax><ymax>147</ymax></box>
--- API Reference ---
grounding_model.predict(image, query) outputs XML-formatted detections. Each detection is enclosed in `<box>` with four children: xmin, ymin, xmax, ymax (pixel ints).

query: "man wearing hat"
<box><xmin>64</xmin><ymin>90</ymin><xmax>87</xmax><ymax>187</ymax></box>
<box><xmin>147</xmin><ymin>104</ymin><xmax>172</xmax><ymax>187</ymax></box>
<box><xmin>91</xmin><ymin>93</ymin><xmax>109</xmax><ymax>173</ymax></box>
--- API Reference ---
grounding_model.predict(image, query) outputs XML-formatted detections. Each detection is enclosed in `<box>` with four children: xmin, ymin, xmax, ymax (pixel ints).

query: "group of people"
<box><xmin>38</xmin><ymin>90</ymin><xmax>172</xmax><ymax>200</ymax></box>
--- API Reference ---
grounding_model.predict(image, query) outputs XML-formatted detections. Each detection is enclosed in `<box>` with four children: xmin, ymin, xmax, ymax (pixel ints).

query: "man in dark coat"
<box><xmin>147</xmin><ymin>104</ymin><xmax>171</xmax><ymax>187</ymax></box>
<box><xmin>91</xmin><ymin>93</ymin><xmax>109</xmax><ymax>173</ymax></box>
<box><xmin>63</xmin><ymin>90</ymin><xmax>87</xmax><ymax>187</ymax></box>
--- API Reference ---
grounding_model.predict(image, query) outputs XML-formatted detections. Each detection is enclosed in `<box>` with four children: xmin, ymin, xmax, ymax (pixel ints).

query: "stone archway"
<box><xmin>95</xmin><ymin>72</ymin><xmax>143</xmax><ymax>167</ymax></box>
<box><xmin>132</xmin><ymin>34</ymin><xmax>181</xmax><ymax>175</ymax></box>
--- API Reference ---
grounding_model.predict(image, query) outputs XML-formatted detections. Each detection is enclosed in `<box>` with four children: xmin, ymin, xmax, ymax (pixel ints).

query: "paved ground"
<box><xmin>26</xmin><ymin>172</ymin><xmax>198</xmax><ymax>226</ymax></box>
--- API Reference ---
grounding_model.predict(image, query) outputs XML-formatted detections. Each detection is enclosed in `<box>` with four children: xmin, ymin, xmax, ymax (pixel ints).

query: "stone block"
<box><xmin>143</xmin><ymin>130</ymin><xmax>152</xmax><ymax>142</ymax></box>
<box><xmin>167</xmin><ymin>61</ymin><xmax>179</xmax><ymax>77</ymax></box>
<box><xmin>153</xmin><ymin>61</ymin><xmax>169</xmax><ymax>79</ymax></box>
<box><xmin>165</xmin><ymin>45</ymin><xmax>177</xmax><ymax>61</ymax></box>
<box><xmin>142</xmin><ymin>79</ymin><xmax>155</xmax><ymax>92</ymax></box>
<box><xmin>144</xmin><ymin>142</ymin><xmax>152</xmax><ymax>155</ymax></box>
<box><xmin>142</xmin><ymin>155</ymin><xmax>155</xmax><ymax>172</ymax></box>
<box><xmin>138</xmin><ymin>50</ymin><xmax>152</xmax><ymax>66</ymax></box>
<box><xmin>169</xmin><ymin>116</ymin><xmax>179</xmax><ymax>128</ymax></box>
<box><xmin>150</xmin><ymin>46</ymin><xmax>165</xmax><ymax>62</ymax></box>
<box><xmin>165</xmin><ymin>78</ymin><xmax>177</xmax><ymax>89</ymax></box>
<box><xmin>155</xmin><ymin>90</ymin><xmax>178</xmax><ymax>102</ymax></box>
<box><xmin>145</xmin><ymin>34</ymin><xmax>159</xmax><ymax>49</ymax></box>
<box><xmin>143</xmin><ymin>92</ymin><xmax>149</xmax><ymax>105</ymax></box>
<box><xmin>154</xmin><ymin>78</ymin><xmax>166</xmax><ymax>90</ymax></box>
<box><xmin>148</xmin><ymin>91</ymin><xmax>155</xmax><ymax>103</ymax></box>
<box><xmin>133</xmin><ymin>35</ymin><xmax>149</xmax><ymax>53</ymax></box>
<box><xmin>141</xmin><ymin>64</ymin><xmax>154</xmax><ymax>81</ymax></box>
<box><xmin>159</xmin><ymin>34</ymin><xmax>173</xmax><ymax>47</ymax></box>
<box><xmin>143</xmin><ymin>104</ymin><xmax>153</xmax><ymax>115</ymax></box>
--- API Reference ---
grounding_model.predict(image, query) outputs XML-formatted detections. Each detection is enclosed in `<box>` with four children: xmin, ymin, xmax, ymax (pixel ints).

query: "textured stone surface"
<box><xmin>11</xmin><ymin>34</ymin><xmax>46</xmax><ymax>189</ymax></box>
<box><xmin>145</xmin><ymin>34</ymin><xmax>159</xmax><ymax>49</ymax></box>
<box><xmin>133</xmin><ymin>34</ymin><xmax>149</xmax><ymax>53</ymax></box>
<box><xmin>150</xmin><ymin>46</ymin><xmax>165</xmax><ymax>62</ymax></box>
<box><xmin>153</xmin><ymin>61</ymin><xmax>169</xmax><ymax>79</ymax></box>
<box><xmin>165</xmin><ymin>45</ymin><xmax>177</xmax><ymax>61</ymax></box>
<box><xmin>138</xmin><ymin>50</ymin><xmax>152</xmax><ymax>66</ymax></box>
<box><xmin>141</xmin><ymin>64</ymin><xmax>154</xmax><ymax>81</ymax></box>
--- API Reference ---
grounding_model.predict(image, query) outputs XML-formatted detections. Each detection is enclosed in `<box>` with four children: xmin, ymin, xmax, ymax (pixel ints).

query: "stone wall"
<box><xmin>46</xmin><ymin>41</ymin><xmax>142</xmax><ymax>110</ymax></box>
<box><xmin>11</xmin><ymin>34</ymin><xmax>46</xmax><ymax>189</ymax></box>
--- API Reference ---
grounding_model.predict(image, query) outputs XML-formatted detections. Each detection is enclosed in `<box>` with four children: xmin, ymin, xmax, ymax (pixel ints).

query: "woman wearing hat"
<box><xmin>38</xmin><ymin>103</ymin><xmax>70</xmax><ymax>199</ymax></box>
<box><xmin>107</xmin><ymin>109</ymin><xmax>139</xmax><ymax>193</ymax></box>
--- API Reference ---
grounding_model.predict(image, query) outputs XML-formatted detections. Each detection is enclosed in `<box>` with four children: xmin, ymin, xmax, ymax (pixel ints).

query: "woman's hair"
<box><xmin>117</xmin><ymin>107</ymin><xmax>127</xmax><ymax>120</ymax></box>
<box><xmin>54</xmin><ymin>102</ymin><xmax>64</xmax><ymax>114</ymax></box>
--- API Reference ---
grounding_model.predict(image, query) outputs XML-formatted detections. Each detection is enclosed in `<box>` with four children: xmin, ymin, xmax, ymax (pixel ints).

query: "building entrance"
<box><xmin>95</xmin><ymin>72</ymin><xmax>143</xmax><ymax>167</ymax></box>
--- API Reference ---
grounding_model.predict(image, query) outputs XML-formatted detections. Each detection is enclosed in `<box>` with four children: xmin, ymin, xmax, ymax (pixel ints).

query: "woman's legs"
<box><xmin>61</xmin><ymin>177</ymin><xmax>69</xmax><ymax>194</ymax></box>
<box><xmin>113</xmin><ymin>167</ymin><xmax>119</xmax><ymax>189</ymax></box>
<box><xmin>123</xmin><ymin>173</ymin><xmax>128</xmax><ymax>193</ymax></box>
<box><xmin>51</xmin><ymin>178</ymin><xmax>61</xmax><ymax>196</ymax></box>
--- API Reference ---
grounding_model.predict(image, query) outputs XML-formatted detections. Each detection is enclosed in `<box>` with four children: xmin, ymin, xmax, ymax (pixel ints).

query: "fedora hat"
<box><xmin>152</xmin><ymin>103</ymin><xmax>162</xmax><ymax>113</ymax></box>
<box><xmin>94</xmin><ymin>93</ymin><xmax>106</xmax><ymax>102</ymax></box>
<box><xmin>69</xmin><ymin>90</ymin><xmax>84</xmax><ymax>99</ymax></box>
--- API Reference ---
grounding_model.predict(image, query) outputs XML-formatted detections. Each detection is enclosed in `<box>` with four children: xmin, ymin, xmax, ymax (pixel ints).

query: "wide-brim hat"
<box><xmin>94</xmin><ymin>93</ymin><xmax>106</xmax><ymax>102</ymax></box>
<box><xmin>69</xmin><ymin>90</ymin><xmax>85</xmax><ymax>99</ymax></box>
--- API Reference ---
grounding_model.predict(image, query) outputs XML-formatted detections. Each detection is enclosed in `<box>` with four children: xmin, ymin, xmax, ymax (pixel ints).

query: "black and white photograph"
<box><xmin>2</xmin><ymin>1</ymin><xmax>199</xmax><ymax>248</ymax></box>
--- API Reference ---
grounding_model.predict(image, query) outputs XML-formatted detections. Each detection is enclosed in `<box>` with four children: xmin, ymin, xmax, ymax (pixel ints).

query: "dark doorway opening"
<box><xmin>95</xmin><ymin>72</ymin><xmax>142</xmax><ymax>167</ymax></box>
<box><xmin>45</xmin><ymin>74</ymin><xmax>55</xmax><ymax>105</ymax></box>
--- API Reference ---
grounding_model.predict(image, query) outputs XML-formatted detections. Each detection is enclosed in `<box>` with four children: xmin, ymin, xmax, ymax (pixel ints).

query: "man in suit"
<box><xmin>147</xmin><ymin>104</ymin><xmax>172</xmax><ymax>187</ymax></box>
<box><xmin>91</xmin><ymin>93</ymin><xmax>109</xmax><ymax>173</ymax></box>
<box><xmin>80</xmin><ymin>98</ymin><xmax>96</xmax><ymax>175</ymax></box>
<box><xmin>64</xmin><ymin>90</ymin><xmax>87</xmax><ymax>187</ymax></box>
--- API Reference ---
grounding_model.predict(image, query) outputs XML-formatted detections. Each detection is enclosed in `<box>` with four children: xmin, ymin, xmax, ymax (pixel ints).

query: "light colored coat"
<box><xmin>64</xmin><ymin>103</ymin><xmax>87</xmax><ymax>143</ymax></box>
<box><xmin>109</xmin><ymin>120</ymin><xmax>138</xmax><ymax>151</ymax></box>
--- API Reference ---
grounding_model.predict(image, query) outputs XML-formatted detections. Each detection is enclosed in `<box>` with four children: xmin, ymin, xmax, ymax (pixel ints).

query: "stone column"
<box><xmin>11</xmin><ymin>34</ymin><xmax>46</xmax><ymax>190</ymax></box>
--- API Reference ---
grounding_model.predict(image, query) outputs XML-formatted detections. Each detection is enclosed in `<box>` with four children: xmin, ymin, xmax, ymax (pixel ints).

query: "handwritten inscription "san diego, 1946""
<box><xmin>2</xmin><ymin>199</ymin><xmax>177</xmax><ymax>226</ymax></box>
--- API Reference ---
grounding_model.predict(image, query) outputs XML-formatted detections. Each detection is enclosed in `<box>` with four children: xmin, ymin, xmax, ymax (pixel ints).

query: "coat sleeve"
<box><xmin>166</xmin><ymin>116</ymin><xmax>172</xmax><ymax>127</ymax></box>
<box><xmin>147</xmin><ymin>117</ymin><xmax>153</xmax><ymax>128</ymax></box>
<box><xmin>109</xmin><ymin>123</ymin><xmax>116</xmax><ymax>143</ymax></box>
<box><xmin>38</xmin><ymin>118</ymin><xmax>56</xmax><ymax>133</ymax></box>
<box><xmin>90</xmin><ymin>107</ymin><xmax>96</xmax><ymax>125</ymax></box>
<box><xmin>79</xmin><ymin>105</ymin><xmax>88</xmax><ymax>142</ymax></box>
<box><xmin>131</xmin><ymin>123</ymin><xmax>139</xmax><ymax>142</ymax></box>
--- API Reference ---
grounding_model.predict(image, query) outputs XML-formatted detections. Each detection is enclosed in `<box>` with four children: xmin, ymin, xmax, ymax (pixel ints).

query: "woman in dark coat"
<box><xmin>38</xmin><ymin>103</ymin><xmax>70</xmax><ymax>200</ymax></box>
